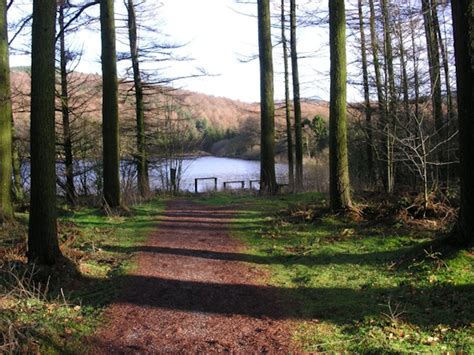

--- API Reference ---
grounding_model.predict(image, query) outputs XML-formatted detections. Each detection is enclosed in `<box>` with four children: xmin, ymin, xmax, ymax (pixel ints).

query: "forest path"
<box><xmin>92</xmin><ymin>199</ymin><xmax>295</xmax><ymax>353</ymax></box>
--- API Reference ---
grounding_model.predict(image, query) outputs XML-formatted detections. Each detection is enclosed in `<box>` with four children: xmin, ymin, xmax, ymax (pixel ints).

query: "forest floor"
<box><xmin>1</xmin><ymin>192</ymin><xmax>473</xmax><ymax>353</ymax></box>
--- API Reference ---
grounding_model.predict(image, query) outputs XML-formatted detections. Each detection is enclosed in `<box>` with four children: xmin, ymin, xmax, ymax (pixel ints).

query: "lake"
<box><xmin>149</xmin><ymin>156</ymin><xmax>289</xmax><ymax>192</ymax></box>
<box><xmin>20</xmin><ymin>156</ymin><xmax>290</xmax><ymax>194</ymax></box>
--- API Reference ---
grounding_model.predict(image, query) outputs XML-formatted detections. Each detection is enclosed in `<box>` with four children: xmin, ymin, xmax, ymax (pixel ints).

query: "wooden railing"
<box><xmin>194</xmin><ymin>177</ymin><xmax>218</xmax><ymax>193</ymax></box>
<box><xmin>223</xmin><ymin>180</ymin><xmax>245</xmax><ymax>189</ymax></box>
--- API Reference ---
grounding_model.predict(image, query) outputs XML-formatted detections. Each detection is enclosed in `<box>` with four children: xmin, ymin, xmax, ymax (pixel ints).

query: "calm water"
<box><xmin>150</xmin><ymin>156</ymin><xmax>289</xmax><ymax>192</ymax></box>
<box><xmin>20</xmin><ymin>156</ymin><xmax>289</xmax><ymax>194</ymax></box>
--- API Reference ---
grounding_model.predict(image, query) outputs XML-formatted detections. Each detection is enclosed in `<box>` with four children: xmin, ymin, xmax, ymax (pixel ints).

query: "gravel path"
<box><xmin>92</xmin><ymin>200</ymin><xmax>295</xmax><ymax>353</ymax></box>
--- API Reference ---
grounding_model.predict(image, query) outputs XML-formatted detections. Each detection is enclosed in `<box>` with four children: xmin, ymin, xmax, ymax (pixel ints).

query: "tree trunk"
<box><xmin>11</xmin><ymin>131</ymin><xmax>24</xmax><ymax>203</ymax></box>
<box><xmin>435</xmin><ymin>3</ymin><xmax>454</xmax><ymax>188</ymax></box>
<box><xmin>380</xmin><ymin>0</ymin><xmax>396</xmax><ymax>194</ymax></box>
<box><xmin>28</xmin><ymin>0</ymin><xmax>62</xmax><ymax>265</ymax></box>
<box><xmin>100</xmin><ymin>0</ymin><xmax>121</xmax><ymax>208</ymax></box>
<box><xmin>126</xmin><ymin>0</ymin><xmax>150</xmax><ymax>198</ymax></box>
<box><xmin>422</xmin><ymin>0</ymin><xmax>445</xmax><ymax>185</ymax></box>
<box><xmin>257</xmin><ymin>0</ymin><xmax>277</xmax><ymax>194</ymax></box>
<box><xmin>435</xmin><ymin>4</ymin><xmax>454</xmax><ymax>124</ymax></box>
<box><xmin>357</xmin><ymin>0</ymin><xmax>374</xmax><ymax>185</ymax></box>
<box><xmin>410</xmin><ymin>18</ymin><xmax>421</xmax><ymax>121</ymax></box>
<box><xmin>451</xmin><ymin>0</ymin><xmax>473</xmax><ymax>246</ymax></box>
<box><xmin>0</xmin><ymin>0</ymin><xmax>12</xmax><ymax>222</ymax></box>
<box><xmin>290</xmin><ymin>0</ymin><xmax>303</xmax><ymax>191</ymax></box>
<box><xmin>398</xmin><ymin>21</ymin><xmax>410</xmax><ymax>123</ymax></box>
<box><xmin>329</xmin><ymin>0</ymin><xmax>352</xmax><ymax>211</ymax></box>
<box><xmin>59</xmin><ymin>3</ymin><xmax>76</xmax><ymax>205</ymax></box>
<box><xmin>281</xmin><ymin>0</ymin><xmax>294</xmax><ymax>190</ymax></box>
<box><xmin>369</xmin><ymin>0</ymin><xmax>388</xmax><ymax>191</ymax></box>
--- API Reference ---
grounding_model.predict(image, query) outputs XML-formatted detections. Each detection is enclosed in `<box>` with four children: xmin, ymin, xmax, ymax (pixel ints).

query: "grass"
<box><xmin>0</xmin><ymin>199</ymin><xmax>164</xmax><ymax>354</ymax></box>
<box><xmin>198</xmin><ymin>192</ymin><xmax>474</xmax><ymax>353</ymax></box>
<box><xmin>1</xmin><ymin>192</ymin><xmax>472</xmax><ymax>353</ymax></box>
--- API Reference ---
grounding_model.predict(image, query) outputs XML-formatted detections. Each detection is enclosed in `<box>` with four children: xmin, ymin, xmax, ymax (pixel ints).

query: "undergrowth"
<box><xmin>0</xmin><ymin>200</ymin><xmax>164</xmax><ymax>354</ymax></box>
<box><xmin>199</xmin><ymin>192</ymin><xmax>474</xmax><ymax>353</ymax></box>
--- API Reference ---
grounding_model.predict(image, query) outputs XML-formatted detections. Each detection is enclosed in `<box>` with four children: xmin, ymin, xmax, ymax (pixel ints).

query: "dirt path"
<box><xmin>92</xmin><ymin>200</ymin><xmax>295</xmax><ymax>353</ymax></box>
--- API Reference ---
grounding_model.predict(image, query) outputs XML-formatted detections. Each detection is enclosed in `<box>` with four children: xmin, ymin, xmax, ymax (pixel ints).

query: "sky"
<box><xmin>8</xmin><ymin>0</ymin><xmax>347</xmax><ymax>103</ymax></box>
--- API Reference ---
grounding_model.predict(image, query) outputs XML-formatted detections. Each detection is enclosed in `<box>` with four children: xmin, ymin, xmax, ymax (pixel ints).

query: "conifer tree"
<box><xmin>28</xmin><ymin>0</ymin><xmax>63</xmax><ymax>264</ymax></box>
<box><xmin>0</xmin><ymin>0</ymin><xmax>13</xmax><ymax>222</ymax></box>
<box><xmin>100</xmin><ymin>0</ymin><xmax>121</xmax><ymax>207</ymax></box>
<box><xmin>257</xmin><ymin>0</ymin><xmax>277</xmax><ymax>194</ymax></box>
<box><xmin>451</xmin><ymin>0</ymin><xmax>473</xmax><ymax>246</ymax></box>
<box><xmin>329</xmin><ymin>0</ymin><xmax>352</xmax><ymax>211</ymax></box>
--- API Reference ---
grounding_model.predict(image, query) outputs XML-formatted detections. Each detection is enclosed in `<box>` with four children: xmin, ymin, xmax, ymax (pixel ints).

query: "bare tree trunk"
<box><xmin>451</xmin><ymin>0</ymin><xmax>473</xmax><ymax>246</ymax></box>
<box><xmin>410</xmin><ymin>18</ymin><xmax>421</xmax><ymax>121</ymax></box>
<box><xmin>435</xmin><ymin>3</ymin><xmax>454</xmax><ymax>189</ymax></box>
<box><xmin>281</xmin><ymin>0</ymin><xmax>294</xmax><ymax>190</ymax></box>
<box><xmin>126</xmin><ymin>0</ymin><xmax>150</xmax><ymax>198</ymax></box>
<box><xmin>257</xmin><ymin>0</ymin><xmax>277</xmax><ymax>194</ymax></box>
<box><xmin>290</xmin><ymin>0</ymin><xmax>303</xmax><ymax>191</ymax></box>
<box><xmin>0</xmin><ymin>0</ymin><xmax>12</xmax><ymax>221</ymax></box>
<box><xmin>28</xmin><ymin>0</ymin><xmax>62</xmax><ymax>265</ymax></box>
<box><xmin>435</xmin><ymin>3</ymin><xmax>454</xmax><ymax>123</ymax></box>
<box><xmin>59</xmin><ymin>3</ymin><xmax>76</xmax><ymax>205</ymax></box>
<box><xmin>397</xmin><ymin>21</ymin><xmax>410</xmax><ymax>123</ymax></box>
<box><xmin>357</xmin><ymin>0</ymin><xmax>374</xmax><ymax>185</ymax></box>
<box><xmin>369</xmin><ymin>0</ymin><xmax>389</xmax><ymax>191</ymax></box>
<box><xmin>329</xmin><ymin>0</ymin><xmax>352</xmax><ymax>211</ymax></box>
<box><xmin>380</xmin><ymin>0</ymin><xmax>396</xmax><ymax>194</ymax></box>
<box><xmin>100</xmin><ymin>0</ymin><xmax>121</xmax><ymax>208</ymax></box>
<box><xmin>11</xmin><ymin>129</ymin><xmax>24</xmax><ymax>203</ymax></box>
<box><xmin>422</xmin><ymin>0</ymin><xmax>445</xmax><ymax>186</ymax></box>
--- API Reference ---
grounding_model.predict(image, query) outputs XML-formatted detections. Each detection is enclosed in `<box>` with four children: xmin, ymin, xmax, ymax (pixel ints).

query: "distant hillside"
<box><xmin>11</xmin><ymin>69</ymin><xmax>329</xmax><ymax>134</ymax></box>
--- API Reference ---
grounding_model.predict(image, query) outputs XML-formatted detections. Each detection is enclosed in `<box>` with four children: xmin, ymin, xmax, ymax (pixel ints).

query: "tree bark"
<box><xmin>398</xmin><ymin>20</ymin><xmax>410</xmax><ymax>123</ymax></box>
<box><xmin>59</xmin><ymin>3</ymin><xmax>76</xmax><ymax>205</ymax></box>
<box><xmin>451</xmin><ymin>0</ymin><xmax>474</xmax><ymax>246</ymax></box>
<box><xmin>369</xmin><ymin>0</ymin><xmax>388</xmax><ymax>191</ymax></box>
<box><xmin>28</xmin><ymin>0</ymin><xmax>62</xmax><ymax>265</ymax></box>
<box><xmin>100</xmin><ymin>0</ymin><xmax>121</xmax><ymax>207</ymax></box>
<box><xmin>329</xmin><ymin>0</ymin><xmax>352</xmax><ymax>211</ymax></box>
<box><xmin>257</xmin><ymin>0</ymin><xmax>277</xmax><ymax>194</ymax></box>
<box><xmin>11</xmin><ymin>130</ymin><xmax>24</xmax><ymax>203</ymax></box>
<box><xmin>0</xmin><ymin>0</ymin><xmax>13</xmax><ymax>221</ymax></box>
<box><xmin>410</xmin><ymin>18</ymin><xmax>421</xmax><ymax>121</ymax></box>
<box><xmin>126</xmin><ymin>0</ymin><xmax>150</xmax><ymax>198</ymax></box>
<box><xmin>357</xmin><ymin>0</ymin><xmax>374</xmax><ymax>185</ymax></box>
<box><xmin>380</xmin><ymin>0</ymin><xmax>396</xmax><ymax>193</ymax></box>
<box><xmin>290</xmin><ymin>0</ymin><xmax>303</xmax><ymax>191</ymax></box>
<box><xmin>422</xmin><ymin>0</ymin><xmax>445</xmax><ymax>185</ymax></box>
<box><xmin>281</xmin><ymin>0</ymin><xmax>294</xmax><ymax>190</ymax></box>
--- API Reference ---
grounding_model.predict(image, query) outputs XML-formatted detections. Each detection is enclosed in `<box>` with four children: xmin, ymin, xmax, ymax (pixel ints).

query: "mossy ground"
<box><xmin>198</xmin><ymin>192</ymin><xmax>474</xmax><ymax>353</ymax></box>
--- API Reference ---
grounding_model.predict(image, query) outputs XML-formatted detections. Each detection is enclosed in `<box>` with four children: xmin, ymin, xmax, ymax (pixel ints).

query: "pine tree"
<box><xmin>290</xmin><ymin>0</ymin><xmax>303</xmax><ymax>191</ymax></box>
<box><xmin>451</xmin><ymin>0</ymin><xmax>474</xmax><ymax>246</ymax></box>
<box><xmin>257</xmin><ymin>0</ymin><xmax>277</xmax><ymax>194</ymax></box>
<box><xmin>100</xmin><ymin>0</ymin><xmax>121</xmax><ymax>208</ymax></box>
<box><xmin>28</xmin><ymin>0</ymin><xmax>62</xmax><ymax>264</ymax></box>
<box><xmin>0</xmin><ymin>0</ymin><xmax>13</xmax><ymax>222</ymax></box>
<box><xmin>357</xmin><ymin>0</ymin><xmax>374</xmax><ymax>184</ymax></box>
<box><xmin>126</xmin><ymin>0</ymin><xmax>150</xmax><ymax>198</ymax></box>
<box><xmin>329</xmin><ymin>0</ymin><xmax>352</xmax><ymax>211</ymax></box>
<box><xmin>59</xmin><ymin>2</ymin><xmax>77</xmax><ymax>205</ymax></box>
<box><xmin>281</xmin><ymin>0</ymin><xmax>294</xmax><ymax>190</ymax></box>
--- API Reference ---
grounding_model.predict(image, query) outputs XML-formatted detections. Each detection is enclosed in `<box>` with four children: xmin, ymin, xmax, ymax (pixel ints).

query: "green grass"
<box><xmin>199</xmin><ymin>192</ymin><xmax>474</xmax><ymax>353</ymax></box>
<box><xmin>0</xmin><ymin>199</ymin><xmax>165</xmax><ymax>353</ymax></box>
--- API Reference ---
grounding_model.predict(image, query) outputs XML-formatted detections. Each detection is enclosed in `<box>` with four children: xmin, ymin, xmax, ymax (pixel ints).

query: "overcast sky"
<box><xmin>8</xmin><ymin>0</ymin><xmax>353</xmax><ymax>103</ymax></box>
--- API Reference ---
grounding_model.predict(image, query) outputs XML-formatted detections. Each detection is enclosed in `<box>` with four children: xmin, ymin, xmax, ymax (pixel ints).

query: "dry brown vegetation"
<box><xmin>10</xmin><ymin>69</ymin><xmax>329</xmax><ymax>137</ymax></box>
